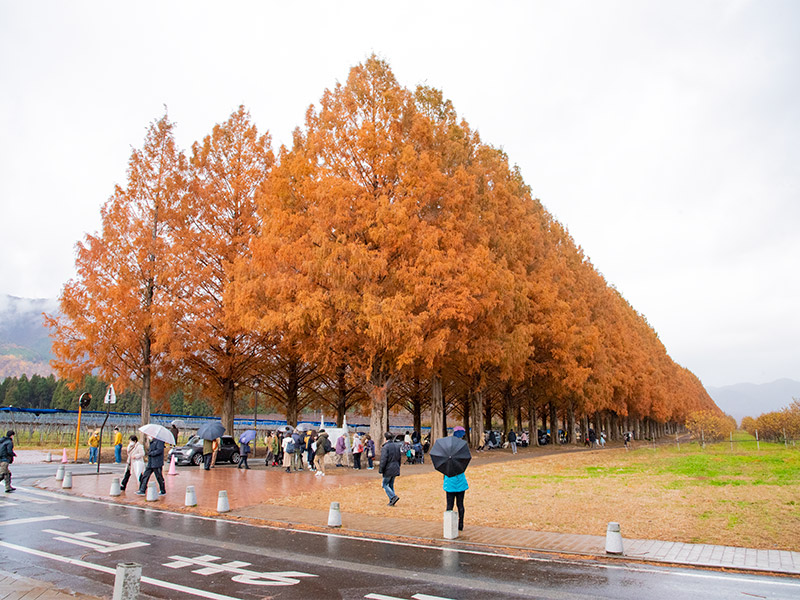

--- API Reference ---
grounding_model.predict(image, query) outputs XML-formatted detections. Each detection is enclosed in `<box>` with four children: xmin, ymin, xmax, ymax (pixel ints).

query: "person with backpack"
<box><xmin>0</xmin><ymin>430</ymin><xmax>16</xmax><ymax>493</ymax></box>
<box><xmin>508</xmin><ymin>429</ymin><xmax>518</xmax><ymax>454</ymax></box>
<box><xmin>282</xmin><ymin>432</ymin><xmax>295</xmax><ymax>473</ymax></box>
<box><xmin>314</xmin><ymin>429</ymin><xmax>331</xmax><ymax>476</ymax></box>
<box><xmin>238</xmin><ymin>440</ymin><xmax>251</xmax><ymax>469</ymax></box>
<box><xmin>292</xmin><ymin>429</ymin><xmax>305</xmax><ymax>471</ymax></box>
<box><xmin>364</xmin><ymin>434</ymin><xmax>376</xmax><ymax>470</ymax></box>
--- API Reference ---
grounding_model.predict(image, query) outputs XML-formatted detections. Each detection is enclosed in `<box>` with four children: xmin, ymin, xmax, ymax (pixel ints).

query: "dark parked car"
<box><xmin>168</xmin><ymin>435</ymin><xmax>240</xmax><ymax>466</ymax></box>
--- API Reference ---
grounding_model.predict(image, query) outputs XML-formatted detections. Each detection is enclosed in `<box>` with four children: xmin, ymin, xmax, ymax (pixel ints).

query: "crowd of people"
<box><xmin>260</xmin><ymin>428</ymin><xmax>431</xmax><ymax>475</ymax></box>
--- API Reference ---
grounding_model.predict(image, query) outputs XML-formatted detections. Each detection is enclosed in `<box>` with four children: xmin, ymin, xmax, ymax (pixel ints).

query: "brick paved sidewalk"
<box><xmin>34</xmin><ymin>463</ymin><xmax>800</xmax><ymax>577</ymax></box>
<box><xmin>0</xmin><ymin>569</ymin><xmax>103</xmax><ymax>600</ymax></box>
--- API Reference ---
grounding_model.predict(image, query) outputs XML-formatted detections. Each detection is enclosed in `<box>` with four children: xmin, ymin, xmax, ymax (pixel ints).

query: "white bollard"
<box><xmin>327</xmin><ymin>501</ymin><xmax>342</xmax><ymax>527</ymax></box>
<box><xmin>185</xmin><ymin>485</ymin><xmax>197</xmax><ymax>507</ymax></box>
<box><xmin>55</xmin><ymin>465</ymin><xmax>65</xmax><ymax>481</ymax></box>
<box><xmin>45</xmin><ymin>452</ymin><xmax>52</xmax><ymax>463</ymax></box>
<box><xmin>61</xmin><ymin>470</ymin><xmax>72</xmax><ymax>489</ymax></box>
<box><xmin>605</xmin><ymin>521</ymin><xmax>624</xmax><ymax>555</ymax></box>
<box><xmin>443</xmin><ymin>510</ymin><xmax>459</xmax><ymax>539</ymax></box>
<box><xmin>217</xmin><ymin>490</ymin><xmax>230</xmax><ymax>513</ymax></box>
<box><xmin>109</xmin><ymin>477</ymin><xmax>122</xmax><ymax>497</ymax></box>
<box><xmin>145</xmin><ymin>481</ymin><xmax>158</xmax><ymax>502</ymax></box>
<box><xmin>112</xmin><ymin>562</ymin><xmax>141</xmax><ymax>600</ymax></box>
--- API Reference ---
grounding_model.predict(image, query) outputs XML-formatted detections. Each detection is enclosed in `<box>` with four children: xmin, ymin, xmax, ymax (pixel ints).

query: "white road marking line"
<box><xmin>26</xmin><ymin>490</ymin><xmax>800</xmax><ymax>588</ymax></box>
<box><xmin>11</xmin><ymin>486</ymin><xmax>90</xmax><ymax>502</ymax></box>
<box><xmin>0</xmin><ymin>515</ymin><xmax>69</xmax><ymax>527</ymax></box>
<box><xmin>365</xmin><ymin>595</ymin><xmax>455</xmax><ymax>600</ymax></box>
<box><xmin>0</xmin><ymin>540</ymin><xmax>246</xmax><ymax>600</ymax></box>
<box><xmin>164</xmin><ymin>554</ymin><xmax>318</xmax><ymax>585</ymax></box>
<box><xmin>43</xmin><ymin>529</ymin><xmax>149</xmax><ymax>553</ymax></box>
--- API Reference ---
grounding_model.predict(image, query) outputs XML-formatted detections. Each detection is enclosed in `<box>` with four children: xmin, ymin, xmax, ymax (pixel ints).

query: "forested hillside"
<box><xmin>0</xmin><ymin>295</ymin><xmax>55</xmax><ymax>378</ymax></box>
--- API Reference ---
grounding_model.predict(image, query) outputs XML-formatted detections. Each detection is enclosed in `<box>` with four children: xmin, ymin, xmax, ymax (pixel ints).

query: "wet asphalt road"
<box><xmin>1</xmin><ymin>465</ymin><xmax>799</xmax><ymax>599</ymax></box>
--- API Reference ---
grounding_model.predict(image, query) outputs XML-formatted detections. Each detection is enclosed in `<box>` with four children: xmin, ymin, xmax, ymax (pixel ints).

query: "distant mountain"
<box><xmin>0</xmin><ymin>295</ymin><xmax>58</xmax><ymax>378</ymax></box>
<box><xmin>706</xmin><ymin>379</ymin><xmax>800</xmax><ymax>423</ymax></box>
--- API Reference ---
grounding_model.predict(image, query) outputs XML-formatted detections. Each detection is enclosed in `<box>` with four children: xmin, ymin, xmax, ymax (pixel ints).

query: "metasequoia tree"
<box><xmin>245</xmin><ymin>57</ymin><xmax>486</xmax><ymax>446</ymax></box>
<box><xmin>47</xmin><ymin>114</ymin><xmax>185</xmax><ymax>425</ymax></box>
<box><xmin>164</xmin><ymin>106</ymin><xmax>274</xmax><ymax>434</ymax></box>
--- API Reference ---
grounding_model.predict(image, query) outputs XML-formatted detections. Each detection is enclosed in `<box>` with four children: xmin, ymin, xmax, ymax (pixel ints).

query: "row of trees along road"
<box><xmin>46</xmin><ymin>56</ymin><xmax>718</xmax><ymax>450</ymax></box>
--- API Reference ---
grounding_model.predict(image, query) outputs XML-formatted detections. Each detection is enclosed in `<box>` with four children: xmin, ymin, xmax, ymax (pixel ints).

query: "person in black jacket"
<box><xmin>136</xmin><ymin>436</ymin><xmax>166</xmax><ymax>496</ymax></box>
<box><xmin>378</xmin><ymin>432</ymin><xmax>402</xmax><ymax>506</ymax></box>
<box><xmin>0</xmin><ymin>430</ymin><xmax>16</xmax><ymax>493</ymax></box>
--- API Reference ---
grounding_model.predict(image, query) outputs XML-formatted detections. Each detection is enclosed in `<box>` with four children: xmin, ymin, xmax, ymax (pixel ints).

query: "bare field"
<box><xmin>265</xmin><ymin>442</ymin><xmax>800</xmax><ymax>551</ymax></box>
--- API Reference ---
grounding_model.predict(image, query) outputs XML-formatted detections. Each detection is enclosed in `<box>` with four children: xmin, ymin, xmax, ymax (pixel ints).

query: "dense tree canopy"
<box><xmin>47</xmin><ymin>56</ymin><xmax>718</xmax><ymax>445</ymax></box>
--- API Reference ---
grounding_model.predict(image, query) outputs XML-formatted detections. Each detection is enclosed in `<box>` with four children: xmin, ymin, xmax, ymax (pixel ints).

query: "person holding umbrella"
<box><xmin>430</xmin><ymin>426</ymin><xmax>472</xmax><ymax>532</ymax></box>
<box><xmin>136</xmin><ymin>435</ymin><xmax>166</xmax><ymax>496</ymax></box>
<box><xmin>238</xmin><ymin>430</ymin><xmax>256</xmax><ymax>469</ymax></box>
<box><xmin>443</xmin><ymin>427</ymin><xmax>469</xmax><ymax>531</ymax></box>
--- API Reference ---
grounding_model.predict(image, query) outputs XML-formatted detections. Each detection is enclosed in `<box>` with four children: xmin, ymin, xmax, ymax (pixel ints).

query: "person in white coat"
<box><xmin>121</xmin><ymin>435</ymin><xmax>145</xmax><ymax>491</ymax></box>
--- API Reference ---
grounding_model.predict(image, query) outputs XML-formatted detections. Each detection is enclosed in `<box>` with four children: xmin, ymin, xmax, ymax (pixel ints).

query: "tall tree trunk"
<box><xmin>462</xmin><ymin>393</ymin><xmax>470</xmax><ymax>433</ymax></box>
<box><xmin>484</xmin><ymin>395</ymin><xmax>493</xmax><ymax>432</ymax></box>
<box><xmin>528</xmin><ymin>398</ymin><xmax>536</xmax><ymax>446</ymax></box>
<box><xmin>469</xmin><ymin>386</ymin><xmax>485</xmax><ymax>450</ymax></box>
<box><xmin>221</xmin><ymin>379</ymin><xmax>235</xmax><ymax>436</ymax></box>
<box><xmin>140</xmin><ymin>329</ymin><xmax>152</xmax><ymax>427</ymax></box>
<box><xmin>336</xmin><ymin>363</ymin><xmax>348</xmax><ymax>426</ymax></box>
<box><xmin>286</xmin><ymin>357</ymin><xmax>300</xmax><ymax>426</ymax></box>
<box><xmin>430</xmin><ymin>374</ymin><xmax>444</xmax><ymax>444</ymax></box>
<box><xmin>367</xmin><ymin>362</ymin><xmax>391</xmax><ymax>453</ymax></box>
<box><xmin>568</xmin><ymin>402</ymin><xmax>576</xmax><ymax>444</ymax></box>
<box><xmin>502</xmin><ymin>383</ymin><xmax>513</xmax><ymax>434</ymax></box>
<box><xmin>411</xmin><ymin>376</ymin><xmax>422</xmax><ymax>434</ymax></box>
<box><xmin>550</xmin><ymin>402</ymin><xmax>559</xmax><ymax>445</ymax></box>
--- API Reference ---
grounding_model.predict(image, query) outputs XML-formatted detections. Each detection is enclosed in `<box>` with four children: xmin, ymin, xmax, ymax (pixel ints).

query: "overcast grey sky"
<box><xmin>1</xmin><ymin>1</ymin><xmax>797</xmax><ymax>388</ymax></box>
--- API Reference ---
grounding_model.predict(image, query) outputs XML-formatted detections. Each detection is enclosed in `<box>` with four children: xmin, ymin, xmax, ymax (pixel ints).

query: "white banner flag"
<box><xmin>104</xmin><ymin>385</ymin><xmax>116</xmax><ymax>404</ymax></box>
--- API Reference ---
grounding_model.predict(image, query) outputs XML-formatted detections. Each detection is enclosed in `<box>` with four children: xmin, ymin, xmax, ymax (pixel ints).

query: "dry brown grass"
<box><xmin>264</xmin><ymin>445</ymin><xmax>800</xmax><ymax>551</ymax></box>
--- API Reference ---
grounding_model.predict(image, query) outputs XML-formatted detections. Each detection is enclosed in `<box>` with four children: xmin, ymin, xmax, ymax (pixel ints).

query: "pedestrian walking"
<box><xmin>120</xmin><ymin>435</ymin><xmax>144</xmax><ymax>491</ymax></box>
<box><xmin>508</xmin><ymin>429</ymin><xmax>517</xmax><ymax>454</ymax></box>
<box><xmin>88</xmin><ymin>429</ymin><xmax>100</xmax><ymax>464</ymax></box>
<box><xmin>352</xmin><ymin>433</ymin><xmax>363</xmax><ymax>470</ymax></box>
<box><xmin>136</xmin><ymin>436</ymin><xmax>166</xmax><ymax>496</ymax></box>
<box><xmin>364</xmin><ymin>434</ymin><xmax>375</xmax><ymax>470</ymax></box>
<box><xmin>238</xmin><ymin>440</ymin><xmax>251</xmax><ymax>469</ymax></box>
<box><xmin>378</xmin><ymin>432</ymin><xmax>401</xmax><ymax>506</ymax></box>
<box><xmin>588</xmin><ymin>428</ymin><xmax>598</xmax><ymax>448</ymax></box>
<box><xmin>0</xmin><ymin>430</ymin><xmax>16</xmax><ymax>492</ymax></box>
<box><xmin>314</xmin><ymin>429</ymin><xmax>331</xmax><ymax>476</ymax></box>
<box><xmin>113</xmin><ymin>427</ymin><xmax>123</xmax><ymax>463</ymax></box>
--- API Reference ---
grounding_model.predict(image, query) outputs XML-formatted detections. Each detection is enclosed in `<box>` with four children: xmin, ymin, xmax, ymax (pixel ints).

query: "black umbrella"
<box><xmin>196</xmin><ymin>421</ymin><xmax>225</xmax><ymax>441</ymax></box>
<box><xmin>430</xmin><ymin>435</ymin><xmax>472</xmax><ymax>477</ymax></box>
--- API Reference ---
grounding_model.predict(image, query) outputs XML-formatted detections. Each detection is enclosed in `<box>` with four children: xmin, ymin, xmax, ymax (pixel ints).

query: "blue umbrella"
<box><xmin>239</xmin><ymin>430</ymin><xmax>257</xmax><ymax>444</ymax></box>
<box><xmin>197</xmin><ymin>421</ymin><xmax>225</xmax><ymax>441</ymax></box>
